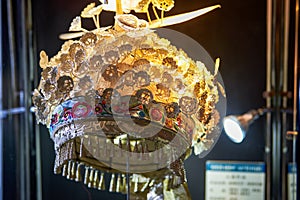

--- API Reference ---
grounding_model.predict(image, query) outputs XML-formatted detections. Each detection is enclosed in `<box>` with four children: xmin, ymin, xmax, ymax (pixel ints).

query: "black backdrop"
<box><xmin>29</xmin><ymin>0</ymin><xmax>297</xmax><ymax>199</ymax></box>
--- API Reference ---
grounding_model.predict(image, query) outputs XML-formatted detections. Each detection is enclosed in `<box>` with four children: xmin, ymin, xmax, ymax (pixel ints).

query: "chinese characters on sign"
<box><xmin>205</xmin><ymin>161</ymin><xmax>265</xmax><ymax>200</ymax></box>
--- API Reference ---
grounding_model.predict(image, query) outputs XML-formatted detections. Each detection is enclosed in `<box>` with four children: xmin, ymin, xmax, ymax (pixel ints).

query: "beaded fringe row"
<box><xmin>60</xmin><ymin>159</ymin><xmax>183</xmax><ymax>194</ymax></box>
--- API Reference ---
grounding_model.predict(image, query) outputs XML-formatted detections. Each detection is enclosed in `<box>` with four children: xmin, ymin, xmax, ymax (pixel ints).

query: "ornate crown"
<box><xmin>32</xmin><ymin>1</ymin><xmax>225</xmax><ymax>199</ymax></box>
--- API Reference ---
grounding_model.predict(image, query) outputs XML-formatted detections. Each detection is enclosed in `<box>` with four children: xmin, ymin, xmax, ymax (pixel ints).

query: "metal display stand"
<box><xmin>266</xmin><ymin>0</ymin><xmax>299</xmax><ymax>199</ymax></box>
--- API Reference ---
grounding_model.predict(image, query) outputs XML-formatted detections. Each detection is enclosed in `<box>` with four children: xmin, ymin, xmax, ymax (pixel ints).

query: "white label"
<box><xmin>205</xmin><ymin>161</ymin><xmax>265</xmax><ymax>200</ymax></box>
<box><xmin>288</xmin><ymin>163</ymin><xmax>297</xmax><ymax>200</ymax></box>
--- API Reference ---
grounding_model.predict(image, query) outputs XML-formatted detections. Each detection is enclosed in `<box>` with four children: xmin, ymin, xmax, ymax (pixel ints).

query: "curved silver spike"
<box><xmin>149</xmin><ymin>5</ymin><xmax>221</xmax><ymax>28</ymax></box>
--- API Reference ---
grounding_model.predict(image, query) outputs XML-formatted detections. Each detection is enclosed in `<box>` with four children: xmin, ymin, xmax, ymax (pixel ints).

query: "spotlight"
<box><xmin>223</xmin><ymin>108</ymin><xmax>268</xmax><ymax>143</ymax></box>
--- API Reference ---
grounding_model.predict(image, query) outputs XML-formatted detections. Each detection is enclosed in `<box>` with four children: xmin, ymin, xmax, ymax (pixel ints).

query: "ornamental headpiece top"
<box><xmin>32</xmin><ymin>1</ymin><xmax>226</xmax><ymax>198</ymax></box>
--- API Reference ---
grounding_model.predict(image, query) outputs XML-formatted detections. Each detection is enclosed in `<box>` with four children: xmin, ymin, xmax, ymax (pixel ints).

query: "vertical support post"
<box><xmin>282</xmin><ymin>0</ymin><xmax>290</xmax><ymax>199</ymax></box>
<box><xmin>291</xmin><ymin>0</ymin><xmax>299</xmax><ymax>198</ymax></box>
<box><xmin>27</xmin><ymin>0</ymin><xmax>42</xmax><ymax>198</ymax></box>
<box><xmin>6</xmin><ymin>1</ymin><xmax>22</xmax><ymax>199</ymax></box>
<box><xmin>20</xmin><ymin>0</ymin><xmax>31</xmax><ymax>199</ymax></box>
<box><xmin>266</xmin><ymin>0</ymin><xmax>289</xmax><ymax>198</ymax></box>
<box><xmin>126</xmin><ymin>135</ymin><xmax>130</xmax><ymax>200</ymax></box>
<box><xmin>27</xmin><ymin>0</ymin><xmax>43</xmax><ymax>197</ymax></box>
<box><xmin>0</xmin><ymin>1</ymin><xmax>3</xmax><ymax>200</ymax></box>
<box><xmin>265</xmin><ymin>0</ymin><xmax>273</xmax><ymax>199</ymax></box>
<box><xmin>272</xmin><ymin>0</ymin><xmax>284</xmax><ymax>198</ymax></box>
<box><xmin>293</xmin><ymin>0</ymin><xmax>299</xmax><ymax>135</ymax></box>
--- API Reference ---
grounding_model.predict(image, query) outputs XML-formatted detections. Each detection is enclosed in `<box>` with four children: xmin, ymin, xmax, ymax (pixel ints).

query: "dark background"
<box><xmin>1</xmin><ymin>0</ymin><xmax>298</xmax><ymax>199</ymax></box>
<box><xmin>33</xmin><ymin>0</ymin><xmax>267</xmax><ymax>199</ymax></box>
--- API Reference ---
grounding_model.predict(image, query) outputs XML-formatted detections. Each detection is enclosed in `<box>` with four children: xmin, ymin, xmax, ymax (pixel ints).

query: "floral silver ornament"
<box><xmin>135</xmin><ymin>71</ymin><xmax>150</xmax><ymax>88</ymax></box>
<box><xmin>118</xmin><ymin>44</ymin><xmax>133</xmax><ymax>56</ymax></box>
<box><xmin>80</xmin><ymin>32</ymin><xmax>97</xmax><ymax>46</ymax></box>
<box><xmin>136</xmin><ymin>89</ymin><xmax>153</xmax><ymax>105</ymax></box>
<box><xmin>102</xmin><ymin>64</ymin><xmax>119</xmax><ymax>84</ymax></box>
<box><xmin>133</xmin><ymin>59</ymin><xmax>151</xmax><ymax>71</ymax></box>
<box><xmin>41</xmin><ymin>67</ymin><xmax>57</xmax><ymax>83</ymax></box>
<box><xmin>162</xmin><ymin>57</ymin><xmax>177</xmax><ymax>69</ymax></box>
<box><xmin>165</xmin><ymin>102</ymin><xmax>180</xmax><ymax>118</ymax></box>
<box><xmin>103</xmin><ymin>50</ymin><xmax>119</xmax><ymax>64</ymax></box>
<box><xmin>42</xmin><ymin>81</ymin><xmax>56</xmax><ymax>99</ymax></box>
<box><xmin>90</xmin><ymin>55</ymin><xmax>104</xmax><ymax>70</ymax></box>
<box><xmin>179</xmin><ymin>96</ymin><xmax>198</xmax><ymax>115</ymax></box>
<box><xmin>57</xmin><ymin>76</ymin><xmax>74</xmax><ymax>95</ymax></box>
<box><xmin>102</xmin><ymin>88</ymin><xmax>114</xmax><ymax>106</ymax></box>
<box><xmin>78</xmin><ymin>76</ymin><xmax>93</xmax><ymax>91</ymax></box>
<box><xmin>60</xmin><ymin>54</ymin><xmax>75</xmax><ymax>74</ymax></box>
<box><xmin>161</xmin><ymin>72</ymin><xmax>173</xmax><ymax>85</ymax></box>
<box><xmin>122</xmin><ymin>70</ymin><xmax>136</xmax><ymax>86</ymax></box>
<box><xmin>156</xmin><ymin>83</ymin><xmax>170</xmax><ymax>99</ymax></box>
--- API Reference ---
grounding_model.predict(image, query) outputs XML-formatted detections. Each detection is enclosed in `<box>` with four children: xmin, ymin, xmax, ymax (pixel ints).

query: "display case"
<box><xmin>1</xmin><ymin>0</ymin><xmax>298</xmax><ymax>199</ymax></box>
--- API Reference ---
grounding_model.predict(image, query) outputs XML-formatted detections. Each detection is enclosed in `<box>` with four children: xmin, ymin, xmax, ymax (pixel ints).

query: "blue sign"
<box><xmin>206</xmin><ymin>161</ymin><xmax>266</xmax><ymax>173</ymax></box>
<box><xmin>288</xmin><ymin>163</ymin><xmax>297</xmax><ymax>173</ymax></box>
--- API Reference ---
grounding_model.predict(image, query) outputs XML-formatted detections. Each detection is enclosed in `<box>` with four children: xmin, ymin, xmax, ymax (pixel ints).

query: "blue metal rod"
<box><xmin>0</xmin><ymin>0</ymin><xmax>3</xmax><ymax>199</ymax></box>
<box><xmin>0</xmin><ymin>107</ymin><xmax>26</xmax><ymax>119</ymax></box>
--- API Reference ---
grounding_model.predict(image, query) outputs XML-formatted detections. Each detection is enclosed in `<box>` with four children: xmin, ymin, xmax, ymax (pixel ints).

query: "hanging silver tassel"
<box><xmin>66</xmin><ymin>161</ymin><xmax>72</xmax><ymax>179</ymax></box>
<box><xmin>141</xmin><ymin>178</ymin><xmax>150</xmax><ymax>192</ymax></box>
<box><xmin>149</xmin><ymin>179</ymin><xmax>155</xmax><ymax>187</ymax></box>
<box><xmin>109</xmin><ymin>173</ymin><xmax>116</xmax><ymax>192</ymax></box>
<box><xmin>84</xmin><ymin>166</ymin><xmax>90</xmax><ymax>185</ymax></box>
<box><xmin>166</xmin><ymin>176</ymin><xmax>172</xmax><ymax>191</ymax></box>
<box><xmin>93</xmin><ymin>170</ymin><xmax>99</xmax><ymax>189</ymax></box>
<box><xmin>98</xmin><ymin>172</ymin><xmax>105</xmax><ymax>190</ymax></box>
<box><xmin>70</xmin><ymin>161</ymin><xmax>76</xmax><ymax>180</ymax></box>
<box><xmin>75</xmin><ymin>163</ymin><xmax>82</xmax><ymax>182</ymax></box>
<box><xmin>62</xmin><ymin>163</ymin><xmax>67</xmax><ymax>177</ymax></box>
<box><xmin>121</xmin><ymin>174</ymin><xmax>127</xmax><ymax>194</ymax></box>
<box><xmin>88</xmin><ymin>168</ymin><xmax>94</xmax><ymax>188</ymax></box>
<box><xmin>133</xmin><ymin>175</ymin><xmax>139</xmax><ymax>193</ymax></box>
<box><xmin>116</xmin><ymin>174</ymin><xmax>122</xmax><ymax>193</ymax></box>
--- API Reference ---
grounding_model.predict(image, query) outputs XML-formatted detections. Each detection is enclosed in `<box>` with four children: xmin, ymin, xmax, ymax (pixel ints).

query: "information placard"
<box><xmin>205</xmin><ymin>160</ymin><xmax>265</xmax><ymax>200</ymax></box>
<box><xmin>288</xmin><ymin>163</ymin><xmax>297</xmax><ymax>200</ymax></box>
